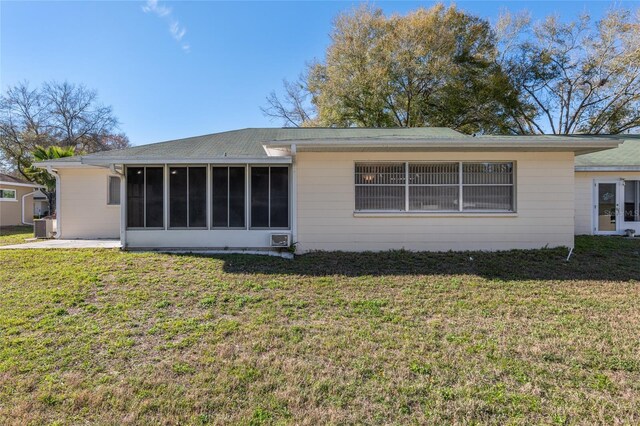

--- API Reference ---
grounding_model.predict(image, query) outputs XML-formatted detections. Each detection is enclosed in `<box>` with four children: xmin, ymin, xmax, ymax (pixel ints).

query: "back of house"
<box><xmin>35</xmin><ymin>128</ymin><xmax>638</xmax><ymax>253</ymax></box>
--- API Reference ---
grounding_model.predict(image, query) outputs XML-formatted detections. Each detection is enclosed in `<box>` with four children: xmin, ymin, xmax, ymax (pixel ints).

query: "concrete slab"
<box><xmin>0</xmin><ymin>239</ymin><xmax>121</xmax><ymax>249</ymax></box>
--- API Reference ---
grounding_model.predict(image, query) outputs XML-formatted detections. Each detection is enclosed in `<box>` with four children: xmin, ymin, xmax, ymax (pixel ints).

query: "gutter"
<box><xmin>110</xmin><ymin>164</ymin><xmax>127</xmax><ymax>249</ymax></box>
<box><xmin>21</xmin><ymin>190</ymin><xmax>38</xmax><ymax>225</ymax></box>
<box><xmin>290</xmin><ymin>144</ymin><xmax>298</xmax><ymax>254</ymax></box>
<box><xmin>575</xmin><ymin>165</ymin><xmax>640</xmax><ymax>172</ymax></box>
<box><xmin>46</xmin><ymin>166</ymin><xmax>62</xmax><ymax>239</ymax></box>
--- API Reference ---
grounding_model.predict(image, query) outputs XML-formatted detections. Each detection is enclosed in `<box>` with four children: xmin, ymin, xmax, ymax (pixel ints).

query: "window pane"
<box><xmin>409</xmin><ymin>186</ymin><xmax>458</xmax><ymax>211</ymax></box>
<box><xmin>127</xmin><ymin>167</ymin><xmax>144</xmax><ymax>227</ymax></box>
<box><xmin>409</xmin><ymin>163</ymin><xmax>459</xmax><ymax>185</ymax></box>
<box><xmin>188</xmin><ymin>167</ymin><xmax>207</xmax><ymax>227</ymax></box>
<box><xmin>624</xmin><ymin>180</ymin><xmax>639</xmax><ymax>222</ymax></box>
<box><xmin>355</xmin><ymin>163</ymin><xmax>405</xmax><ymax>185</ymax></box>
<box><xmin>169</xmin><ymin>167</ymin><xmax>187</xmax><ymax>227</ymax></box>
<box><xmin>463</xmin><ymin>163</ymin><xmax>513</xmax><ymax>185</ymax></box>
<box><xmin>146</xmin><ymin>167</ymin><xmax>164</xmax><ymax>227</ymax></box>
<box><xmin>108</xmin><ymin>176</ymin><xmax>121</xmax><ymax>205</ymax></box>
<box><xmin>229</xmin><ymin>167</ymin><xmax>245</xmax><ymax>227</ymax></box>
<box><xmin>463</xmin><ymin>186</ymin><xmax>513</xmax><ymax>211</ymax></box>
<box><xmin>270</xmin><ymin>167</ymin><xmax>289</xmax><ymax>228</ymax></box>
<box><xmin>355</xmin><ymin>186</ymin><xmax>405</xmax><ymax>211</ymax></box>
<box><xmin>212</xmin><ymin>167</ymin><xmax>229</xmax><ymax>227</ymax></box>
<box><xmin>251</xmin><ymin>167</ymin><xmax>269</xmax><ymax>227</ymax></box>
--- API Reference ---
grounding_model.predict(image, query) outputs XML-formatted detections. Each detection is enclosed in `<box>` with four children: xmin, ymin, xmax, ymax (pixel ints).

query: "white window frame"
<box><xmin>0</xmin><ymin>188</ymin><xmax>17</xmax><ymax>202</ymax></box>
<box><xmin>107</xmin><ymin>176</ymin><xmax>121</xmax><ymax>206</ymax></box>
<box><xmin>354</xmin><ymin>161</ymin><xmax>516</xmax><ymax>214</ymax></box>
<box><xmin>167</xmin><ymin>165</ymin><xmax>208</xmax><ymax>230</ymax></box>
<box><xmin>211</xmin><ymin>165</ymin><xmax>247</xmax><ymax>230</ymax></box>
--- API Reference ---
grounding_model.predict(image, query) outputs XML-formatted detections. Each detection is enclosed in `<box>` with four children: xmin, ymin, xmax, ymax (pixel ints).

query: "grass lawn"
<box><xmin>0</xmin><ymin>225</ymin><xmax>33</xmax><ymax>246</ymax></box>
<box><xmin>0</xmin><ymin>237</ymin><xmax>639</xmax><ymax>425</ymax></box>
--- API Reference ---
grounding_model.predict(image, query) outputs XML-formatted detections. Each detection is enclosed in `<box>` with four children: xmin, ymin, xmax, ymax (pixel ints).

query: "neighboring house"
<box><xmin>34</xmin><ymin>128</ymin><xmax>638</xmax><ymax>252</ymax></box>
<box><xmin>0</xmin><ymin>173</ymin><xmax>48</xmax><ymax>227</ymax></box>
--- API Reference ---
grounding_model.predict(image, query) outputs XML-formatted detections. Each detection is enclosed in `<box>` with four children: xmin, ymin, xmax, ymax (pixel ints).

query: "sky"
<box><xmin>1</xmin><ymin>1</ymin><xmax>637</xmax><ymax>146</ymax></box>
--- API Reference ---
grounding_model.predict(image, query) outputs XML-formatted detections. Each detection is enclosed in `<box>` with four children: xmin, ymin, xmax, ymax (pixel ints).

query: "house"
<box><xmin>34</xmin><ymin>128</ymin><xmax>638</xmax><ymax>253</ymax></box>
<box><xmin>0</xmin><ymin>173</ymin><xmax>48</xmax><ymax>227</ymax></box>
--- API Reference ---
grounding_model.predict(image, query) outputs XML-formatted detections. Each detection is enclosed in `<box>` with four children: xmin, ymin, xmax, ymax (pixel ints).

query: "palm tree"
<box><xmin>25</xmin><ymin>145</ymin><xmax>76</xmax><ymax>214</ymax></box>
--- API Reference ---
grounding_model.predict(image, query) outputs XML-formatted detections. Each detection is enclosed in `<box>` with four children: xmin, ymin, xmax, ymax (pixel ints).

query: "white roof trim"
<box><xmin>81</xmin><ymin>157</ymin><xmax>293</xmax><ymax>165</ymax></box>
<box><xmin>575</xmin><ymin>166</ymin><xmax>640</xmax><ymax>172</ymax></box>
<box><xmin>0</xmin><ymin>180</ymin><xmax>46</xmax><ymax>189</ymax></box>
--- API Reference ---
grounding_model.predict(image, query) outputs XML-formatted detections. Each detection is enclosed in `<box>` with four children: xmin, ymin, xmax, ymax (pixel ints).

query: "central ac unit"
<box><xmin>270</xmin><ymin>233</ymin><xmax>290</xmax><ymax>247</ymax></box>
<box><xmin>34</xmin><ymin>219</ymin><xmax>53</xmax><ymax>239</ymax></box>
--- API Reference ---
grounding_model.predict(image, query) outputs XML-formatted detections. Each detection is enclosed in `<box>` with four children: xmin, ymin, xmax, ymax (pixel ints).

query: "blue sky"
<box><xmin>1</xmin><ymin>1</ymin><xmax>635</xmax><ymax>146</ymax></box>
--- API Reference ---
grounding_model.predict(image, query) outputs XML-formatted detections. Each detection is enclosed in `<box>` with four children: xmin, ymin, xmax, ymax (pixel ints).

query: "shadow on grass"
<box><xmin>202</xmin><ymin>236</ymin><xmax>640</xmax><ymax>282</ymax></box>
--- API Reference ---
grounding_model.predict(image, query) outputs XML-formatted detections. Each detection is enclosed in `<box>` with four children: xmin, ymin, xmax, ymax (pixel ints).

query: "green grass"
<box><xmin>0</xmin><ymin>225</ymin><xmax>33</xmax><ymax>246</ymax></box>
<box><xmin>0</xmin><ymin>236</ymin><xmax>639</xmax><ymax>424</ymax></box>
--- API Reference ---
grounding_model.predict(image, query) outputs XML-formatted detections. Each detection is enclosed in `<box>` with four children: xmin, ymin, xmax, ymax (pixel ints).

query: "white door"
<box><xmin>593</xmin><ymin>180</ymin><xmax>622</xmax><ymax>235</ymax></box>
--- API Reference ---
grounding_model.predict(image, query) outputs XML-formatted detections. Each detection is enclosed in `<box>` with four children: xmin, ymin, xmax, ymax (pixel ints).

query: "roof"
<box><xmin>0</xmin><ymin>173</ymin><xmax>45</xmax><ymax>188</ymax></box>
<box><xmin>575</xmin><ymin>135</ymin><xmax>640</xmax><ymax>170</ymax></box>
<box><xmin>35</xmin><ymin>127</ymin><xmax>624</xmax><ymax>167</ymax></box>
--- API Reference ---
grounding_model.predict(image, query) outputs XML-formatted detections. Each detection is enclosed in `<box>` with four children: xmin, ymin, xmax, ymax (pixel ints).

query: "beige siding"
<box><xmin>296</xmin><ymin>151</ymin><xmax>575</xmax><ymax>252</ymax></box>
<box><xmin>574</xmin><ymin>171</ymin><xmax>640</xmax><ymax>235</ymax></box>
<box><xmin>59</xmin><ymin>168</ymin><xmax>120</xmax><ymax>238</ymax></box>
<box><xmin>0</xmin><ymin>185</ymin><xmax>35</xmax><ymax>227</ymax></box>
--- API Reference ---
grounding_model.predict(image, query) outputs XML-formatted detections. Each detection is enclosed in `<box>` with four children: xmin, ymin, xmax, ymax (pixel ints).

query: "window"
<box><xmin>169</xmin><ymin>166</ymin><xmax>207</xmax><ymax>228</ymax></box>
<box><xmin>0</xmin><ymin>188</ymin><xmax>17</xmax><ymax>201</ymax></box>
<box><xmin>624</xmin><ymin>180</ymin><xmax>640</xmax><ymax>222</ymax></box>
<box><xmin>250</xmin><ymin>166</ymin><xmax>289</xmax><ymax>228</ymax></box>
<box><xmin>355</xmin><ymin>162</ymin><xmax>515</xmax><ymax>212</ymax></box>
<box><xmin>127</xmin><ymin>166</ymin><xmax>164</xmax><ymax>228</ymax></box>
<box><xmin>107</xmin><ymin>176</ymin><xmax>121</xmax><ymax>205</ymax></box>
<box><xmin>212</xmin><ymin>166</ymin><xmax>245</xmax><ymax>228</ymax></box>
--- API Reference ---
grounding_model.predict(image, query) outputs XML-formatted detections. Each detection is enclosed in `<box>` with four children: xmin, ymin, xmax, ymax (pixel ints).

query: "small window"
<box><xmin>0</xmin><ymin>188</ymin><xmax>17</xmax><ymax>201</ymax></box>
<box><xmin>107</xmin><ymin>176</ymin><xmax>121</xmax><ymax>205</ymax></box>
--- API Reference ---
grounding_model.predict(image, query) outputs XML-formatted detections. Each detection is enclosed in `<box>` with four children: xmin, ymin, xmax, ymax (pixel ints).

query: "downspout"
<box><xmin>290</xmin><ymin>144</ymin><xmax>298</xmax><ymax>253</ymax></box>
<box><xmin>110</xmin><ymin>164</ymin><xmax>126</xmax><ymax>249</ymax></box>
<box><xmin>21</xmin><ymin>190</ymin><xmax>38</xmax><ymax>225</ymax></box>
<box><xmin>46</xmin><ymin>166</ymin><xmax>61</xmax><ymax>238</ymax></box>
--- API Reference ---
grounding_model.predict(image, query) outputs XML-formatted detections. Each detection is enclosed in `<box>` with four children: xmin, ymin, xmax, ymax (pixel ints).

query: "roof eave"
<box><xmin>575</xmin><ymin>165</ymin><xmax>640</xmax><ymax>172</ymax></box>
<box><xmin>81</xmin><ymin>156</ymin><xmax>292</xmax><ymax>165</ymax></box>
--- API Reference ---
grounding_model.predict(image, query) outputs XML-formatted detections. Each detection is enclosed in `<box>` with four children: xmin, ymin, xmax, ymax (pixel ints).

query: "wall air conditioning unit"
<box><xmin>34</xmin><ymin>218</ymin><xmax>54</xmax><ymax>239</ymax></box>
<box><xmin>270</xmin><ymin>233</ymin><xmax>290</xmax><ymax>248</ymax></box>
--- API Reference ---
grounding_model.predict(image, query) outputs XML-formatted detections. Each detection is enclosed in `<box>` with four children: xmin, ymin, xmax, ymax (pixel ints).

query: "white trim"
<box><xmin>353</xmin><ymin>212</ymin><xmax>518</xmax><ymax>218</ymax></box>
<box><xmin>576</xmin><ymin>166</ymin><xmax>640</xmax><ymax>172</ymax></box>
<box><xmin>0</xmin><ymin>187</ymin><xmax>17</xmax><ymax>202</ymax></box>
<box><xmin>21</xmin><ymin>190</ymin><xmax>38</xmax><ymax>225</ymax></box>
<box><xmin>82</xmin><ymin>157</ymin><xmax>292</xmax><ymax>165</ymax></box>
<box><xmin>0</xmin><ymin>181</ymin><xmax>45</xmax><ymax>189</ymax></box>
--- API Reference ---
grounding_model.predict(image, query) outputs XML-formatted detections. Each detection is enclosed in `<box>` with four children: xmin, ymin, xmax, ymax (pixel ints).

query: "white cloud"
<box><xmin>142</xmin><ymin>0</ymin><xmax>190</xmax><ymax>52</ymax></box>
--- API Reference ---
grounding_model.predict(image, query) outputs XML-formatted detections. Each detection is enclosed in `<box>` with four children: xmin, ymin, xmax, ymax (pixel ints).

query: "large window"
<box><xmin>625</xmin><ymin>180</ymin><xmax>640</xmax><ymax>222</ymax></box>
<box><xmin>355</xmin><ymin>162</ymin><xmax>515</xmax><ymax>212</ymax></box>
<box><xmin>212</xmin><ymin>166</ymin><xmax>245</xmax><ymax>228</ymax></box>
<box><xmin>251</xmin><ymin>166</ymin><xmax>289</xmax><ymax>228</ymax></box>
<box><xmin>0</xmin><ymin>188</ymin><xmax>17</xmax><ymax>201</ymax></box>
<box><xmin>127</xmin><ymin>167</ymin><xmax>164</xmax><ymax>228</ymax></box>
<box><xmin>169</xmin><ymin>166</ymin><xmax>207</xmax><ymax>228</ymax></box>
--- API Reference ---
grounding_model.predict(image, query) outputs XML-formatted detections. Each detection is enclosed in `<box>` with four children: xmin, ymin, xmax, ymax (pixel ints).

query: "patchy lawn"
<box><xmin>0</xmin><ymin>225</ymin><xmax>33</xmax><ymax>246</ymax></box>
<box><xmin>0</xmin><ymin>236</ymin><xmax>639</xmax><ymax>425</ymax></box>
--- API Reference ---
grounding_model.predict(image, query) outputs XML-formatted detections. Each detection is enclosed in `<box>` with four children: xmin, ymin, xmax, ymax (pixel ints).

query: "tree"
<box><xmin>263</xmin><ymin>4</ymin><xmax>523</xmax><ymax>133</ymax></box>
<box><xmin>496</xmin><ymin>8</ymin><xmax>640</xmax><ymax>134</ymax></box>
<box><xmin>0</xmin><ymin>81</ymin><xmax>130</xmax><ymax>178</ymax></box>
<box><xmin>24</xmin><ymin>145</ymin><xmax>76</xmax><ymax>212</ymax></box>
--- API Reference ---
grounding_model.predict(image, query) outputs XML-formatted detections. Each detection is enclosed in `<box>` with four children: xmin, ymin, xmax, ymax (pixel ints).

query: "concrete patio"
<box><xmin>0</xmin><ymin>239</ymin><xmax>121</xmax><ymax>249</ymax></box>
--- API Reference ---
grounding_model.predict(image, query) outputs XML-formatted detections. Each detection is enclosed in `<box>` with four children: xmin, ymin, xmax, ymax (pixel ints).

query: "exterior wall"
<box><xmin>0</xmin><ymin>184</ymin><xmax>35</xmax><ymax>227</ymax></box>
<box><xmin>295</xmin><ymin>151</ymin><xmax>575</xmax><ymax>252</ymax></box>
<box><xmin>59</xmin><ymin>167</ymin><xmax>120</xmax><ymax>238</ymax></box>
<box><xmin>126</xmin><ymin>229</ymin><xmax>290</xmax><ymax>249</ymax></box>
<box><xmin>575</xmin><ymin>171</ymin><xmax>640</xmax><ymax>235</ymax></box>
